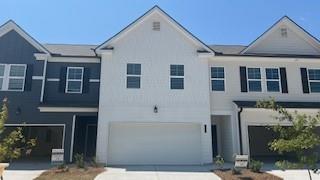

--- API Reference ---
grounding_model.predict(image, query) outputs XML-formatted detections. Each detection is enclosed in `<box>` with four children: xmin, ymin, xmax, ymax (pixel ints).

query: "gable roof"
<box><xmin>95</xmin><ymin>5</ymin><xmax>215</xmax><ymax>54</ymax></box>
<box><xmin>240</xmin><ymin>16</ymin><xmax>320</xmax><ymax>55</ymax></box>
<box><xmin>0</xmin><ymin>20</ymin><xmax>51</xmax><ymax>55</ymax></box>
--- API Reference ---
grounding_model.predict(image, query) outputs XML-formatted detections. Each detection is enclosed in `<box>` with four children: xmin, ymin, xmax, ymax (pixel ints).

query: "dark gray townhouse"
<box><xmin>0</xmin><ymin>20</ymin><xmax>100</xmax><ymax>162</ymax></box>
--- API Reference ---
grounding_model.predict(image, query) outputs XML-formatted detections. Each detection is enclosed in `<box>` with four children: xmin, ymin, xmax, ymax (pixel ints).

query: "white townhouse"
<box><xmin>93</xmin><ymin>6</ymin><xmax>320</xmax><ymax>165</ymax></box>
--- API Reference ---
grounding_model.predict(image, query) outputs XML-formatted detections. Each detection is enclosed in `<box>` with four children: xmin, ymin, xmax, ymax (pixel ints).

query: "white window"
<box><xmin>8</xmin><ymin>64</ymin><xmax>27</xmax><ymax>91</ymax></box>
<box><xmin>211</xmin><ymin>67</ymin><xmax>225</xmax><ymax>91</ymax></box>
<box><xmin>126</xmin><ymin>63</ymin><xmax>141</xmax><ymax>89</ymax></box>
<box><xmin>266</xmin><ymin>68</ymin><xmax>281</xmax><ymax>92</ymax></box>
<box><xmin>0</xmin><ymin>64</ymin><xmax>27</xmax><ymax>91</ymax></box>
<box><xmin>308</xmin><ymin>69</ymin><xmax>320</xmax><ymax>93</ymax></box>
<box><xmin>247</xmin><ymin>68</ymin><xmax>262</xmax><ymax>92</ymax></box>
<box><xmin>0</xmin><ymin>65</ymin><xmax>5</xmax><ymax>90</ymax></box>
<box><xmin>170</xmin><ymin>65</ymin><xmax>184</xmax><ymax>89</ymax></box>
<box><xmin>66</xmin><ymin>67</ymin><xmax>84</xmax><ymax>93</ymax></box>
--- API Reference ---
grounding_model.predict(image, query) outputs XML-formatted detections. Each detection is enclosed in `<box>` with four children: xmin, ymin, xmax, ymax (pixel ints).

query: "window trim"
<box><xmin>65</xmin><ymin>67</ymin><xmax>84</xmax><ymax>94</ymax></box>
<box><xmin>247</xmin><ymin>67</ymin><xmax>262</xmax><ymax>92</ymax></box>
<box><xmin>211</xmin><ymin>66</ymin><xmax>225</xmax><ymax>92</ymax></box>
<box><xmin>265</xmin><ymin>67</ymin><xmax>282</xmax><ymax>93</ymax></box>
<box><xmin>170</xmin><ymin>64</ymin><xmax>184</xmax><ymax>90</ymax></box>
<box><xmin>307</xmin><ymin>68</ymin><xmax>320</xmax><ymax>93</ymax></box>
<box><xmin>0</xmin><ymin>64</ymin><xmax>28</xmax><ymax>92</ymax></box>
<box><xmin>0</xmin><ymin>64</ymin><xmax>6</xmax><ymax>91</ymax></box>
<box><xmin>126</xmin><ymin>63</ymin><xmax>141</xmax><ymax>89</ymax></box>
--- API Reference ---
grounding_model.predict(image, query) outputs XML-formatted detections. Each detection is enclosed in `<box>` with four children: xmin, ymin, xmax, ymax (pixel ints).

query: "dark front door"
<box><xmin>211</xmin><ymin>125</ymin><xmax>218</xmax><ymax>157</ymax></box>
<box><xmin>85</xmin><ymin>124</ymin><xmax>97</xmax><ymax>158</ymax></box>
<box><xmin>73</xmin><ymin>116</ymin><xmax>97</xmax><ymax>160</ymax></box>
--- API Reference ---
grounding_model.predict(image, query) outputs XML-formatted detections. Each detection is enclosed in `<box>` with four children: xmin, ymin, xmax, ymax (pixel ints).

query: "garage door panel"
<box><xmin>108</xmin><ymin>123</ymin><xmax>201</xmax><ymax>165</ymax></box>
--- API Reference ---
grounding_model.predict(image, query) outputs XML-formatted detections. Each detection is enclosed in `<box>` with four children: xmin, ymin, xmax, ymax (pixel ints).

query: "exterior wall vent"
<box><xmin>152</xmin><ymin>21</ymin><xmax>160</xmax><ymax>31</ymax></box>
<box><xmin>280</xmin><ymin>28</ymin><xmax>288</xmax><ymax>38</ymax></box>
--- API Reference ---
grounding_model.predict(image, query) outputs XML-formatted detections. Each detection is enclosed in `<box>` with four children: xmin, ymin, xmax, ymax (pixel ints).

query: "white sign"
<box><xmin>51</xmin><ymin>149</ymin><xmax>64</xmax><ymax>164</ymax></box>
<box><xmin>234</xmin><ymin>155</ymin><xmax>249</xmax><ymax>168</ymax></box>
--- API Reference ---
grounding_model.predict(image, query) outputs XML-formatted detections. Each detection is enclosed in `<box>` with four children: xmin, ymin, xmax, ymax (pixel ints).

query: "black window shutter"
<box><xmin>300</xmin><ymin>68</ymin><xmax>309</xmax><ymax>93</ymax></box>
<box><xmin>82</xmin><ymin>68</ymin><xmax>90</xmax><ymax>93</ymax></box>
<box><xmin>240</xmin><ymin>66</ymin><xmax>247</xmax><ymax>92</ymax></box>
<box><xmin>280</xmin><ymin>67</ymin><xmax>288</xmax><ymax>93</ymax></box>
<box><xmin>59</xmin><ymin>67</ymin><xmax>67</xmax><ymax>93</ymax></box>
<box><xmin>24</xmin><ymin>64</ymin><xmax>33</xmax><ymax>91</ymax></box>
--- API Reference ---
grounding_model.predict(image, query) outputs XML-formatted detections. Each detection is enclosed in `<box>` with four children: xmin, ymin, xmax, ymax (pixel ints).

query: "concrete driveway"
<box><xmin>95</xmin><ymin>165</ymin><xmax>221</xmax><ymax>180</ymax></box>
<box><xmin>2</xmin><ymin>161</ymin><xmax>52</xmax><ymax>180</ymax></box>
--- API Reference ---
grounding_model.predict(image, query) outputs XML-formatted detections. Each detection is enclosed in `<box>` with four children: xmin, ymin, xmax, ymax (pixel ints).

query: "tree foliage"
<box><xmin>256</xmin><ymin>98</ymin><xmax>320</xmax><ymax>174</ymax></box>
<box><xmin>0</xmin><ymin>98</ymin><xmax>36</xmax><ymax>162</ymax></box>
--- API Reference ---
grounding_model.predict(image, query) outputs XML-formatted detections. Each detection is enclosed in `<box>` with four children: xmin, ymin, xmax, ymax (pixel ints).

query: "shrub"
<box><xmin>214</xmin><ymin>155</ymin><xmax>224</xmax><ymax>169</ymax></box>
<box><xmin>232</xmin><ymin>167</ymin><xmax>241</xmax><ymax>175</ymax></box>
<box><xmin>0</xmin><ymin>98</ymin><xmax>36</xmax><ymax>162</ymax></box>
<box><xmin>249</xmin><ymin>159</ymin><xmax>263</xmax><ymax>173</ymax></box>
<box><xmin>90</xmin><ymin>156</ymin><xmax>101</xmax><ymax>167</ymax></box>
<box><xmin>74</xmin><ymin>153</ymin><xmax>85</xmax><ymax>168</ymax></box>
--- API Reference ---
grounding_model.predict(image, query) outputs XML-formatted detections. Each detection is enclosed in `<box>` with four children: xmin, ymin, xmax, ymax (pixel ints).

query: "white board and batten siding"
<box><xmin>96</xmin><ymin>9</ymin><xmax>212</xmax><ymax>165</ymax></box>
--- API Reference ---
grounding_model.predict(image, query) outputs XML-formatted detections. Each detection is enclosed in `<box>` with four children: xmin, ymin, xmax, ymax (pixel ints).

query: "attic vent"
<box><xmin>280</xmin><ymin>28</ymin><xmax>288</xmax><ymax>38</ymax></box>
<box><xmin>152</xmin><ymin>21</ymin><xmax>160</xmax><ymax>31</ymax></box>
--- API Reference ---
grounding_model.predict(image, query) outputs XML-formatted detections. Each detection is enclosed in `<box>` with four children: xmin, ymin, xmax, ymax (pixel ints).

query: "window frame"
<box><xmin>7</xmin><ymin>64</ymin><xmax>27</xmax><ymax>92</ymax></box>
<box><xmin>211</xmin><ymin>66</ymin><xmax>225</xmax><ymax>92</ymax></box>
<box><xmin>307</xmin><ymin>68</ymin><xmax>320</xmax><ymax>93</ymax></box>
<box><xmin>0</xmin><ymin>64</ymin><xmax>6</xmax><ymax>91</ymax></box>
<box><xmin>126</xmin><ymin>63</ymin><xmax>141</xmax><ymax>89</ymax></box>
<box><xmin>265</xmin><ymin>67</ymin><xmax>281</xmax><ymax>93</ymax></box>
<box><xmin>170</xmin><ymin>64</ymin><xmax>184</xmax><ymax>90</ymax></box>
<box><xmin>65</xmin><ymin>67</ymin><xmax>84</xmax><ymax>94</ymax></box>
<box><xmin>247</xmin><ymin>67</ymin><xmax>262</xmax><ymax>92</ymax></box>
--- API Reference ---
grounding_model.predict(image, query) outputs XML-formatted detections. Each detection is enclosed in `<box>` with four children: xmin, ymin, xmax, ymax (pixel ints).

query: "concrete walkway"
<box><xmin>267</xmin><ymin>169</ymin><xmax>320</xmax><ymax>180</ymax></box>
<box><xmin>95</xmin><ymin>165</ymin><xmax>221</xmax><ymax>180</ymax></box>
<box><xmin>263</xmin><ymin>163</ymin><xmax>320</xmax><ymax>180</ymax></box>
<box><xmin>2</xmin><ymin>161</ymin><xmax>52</xmax><ymax>180</ymax></box>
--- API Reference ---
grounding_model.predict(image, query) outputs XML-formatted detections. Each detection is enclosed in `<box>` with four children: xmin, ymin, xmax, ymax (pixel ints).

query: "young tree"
<box><xmin>0</xmin><ymin>98</ymin><xmax>36</xmax><ymax>162</ymax></box>
<box><xmin>256</xmin><ymin>98</ymin><xmax>320</xmax><ymax>180</ymax></box>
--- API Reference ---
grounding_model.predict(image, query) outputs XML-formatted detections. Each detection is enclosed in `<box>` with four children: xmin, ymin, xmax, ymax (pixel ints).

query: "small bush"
<box><xmin>90</xmin><ymin>156</ymin><xmax>101</xmax><ymax>167</ymax></box>
<box><xmin>275</xmin><ymin>160</ymin><xmax>303</xmax><ymax>170</ymax></box>
<box><xmin>249</xmin><ymin>159</ymin><xmax>263</xmax><ymax>173</ymax></box>
<box><xmin>74</xmin><ymin>153</ymin><xmax>85</xmax><ymax>168</ymax></box>
<box><xmin>232</xmin><ymin>167</ymin><xmax>241</xmax><ymax>175</ymax></box>
<box><xmin>214</xmin><ymin>155</ymin><xmax>225</xmax><ymax>169</ymax></box>
<box><xmin>57</xmin><ymin>163</ymin><xmax>66</xmax><ymax>169</ymax></box>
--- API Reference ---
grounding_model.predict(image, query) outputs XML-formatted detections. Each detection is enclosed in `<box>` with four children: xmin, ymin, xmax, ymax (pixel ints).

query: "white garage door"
<box><xmin>107</xmin><ymin>122</ymin><xmax>201</xmax><ymax>165</ymax></box>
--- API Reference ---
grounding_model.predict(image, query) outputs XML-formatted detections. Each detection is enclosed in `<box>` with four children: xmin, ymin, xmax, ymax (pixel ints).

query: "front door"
<box><xmin>85</xmin><ymin>124</ymin><xmax>97</xmax><ymax>158</ymax></box>
<box><xmin>211</xmin><ymin>125</ymin><xmax>218</xmax><ymax>158</ymax></box>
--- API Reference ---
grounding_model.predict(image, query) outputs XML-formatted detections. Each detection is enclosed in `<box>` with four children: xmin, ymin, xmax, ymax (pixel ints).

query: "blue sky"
<box><xmin>0</xmin><ymin>0</ymin><xmax>319</xmax><ymax>45</ymax></box>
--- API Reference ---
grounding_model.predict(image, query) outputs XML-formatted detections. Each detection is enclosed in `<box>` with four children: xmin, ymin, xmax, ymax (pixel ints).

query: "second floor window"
<box><xmin>0</xmin><ymin>64</ymin><xmax>26</xmax><ymax>91</ymax></box>
<box><xmin>127</xmin><ymin>63</ymin><xmax>141</xmax><ymax>89</ymax></box>
<box><xmin>266</xmin><ymin>68</ymin><xmax>280</xmax><ymax>92</ymax></box>
<box><xmin>211</xmin><ymin>67</ymin><xmax>225</xmax><ymax>91</ymax></box>
<box><xmin>66</xmin><ymin>67</ymin><xmax>84</xmax><ymax>93</ymax></box>
<box><xmin>308</xmin><ymin>69</ymin><xmax>320</xmax><ymax>93</ymax></box>
<box><xmin>247</xmin><ymin>68</ymin><xmax>261</xmax><ymax>92</ymax></box>
<box><xmin>170</xmin><ymin>64</ymin><xmax>184</xmax><ymax>89</ymax></box>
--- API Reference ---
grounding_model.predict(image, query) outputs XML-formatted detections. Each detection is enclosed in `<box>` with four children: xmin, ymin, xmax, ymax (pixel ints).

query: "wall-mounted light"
<box><xmin>16</xmin><ymin>107</ymin><xmax>21</xmax><ymax>115</ymax></box>
<box><xmin>153</xmin><ymin>105</ymin><xmax>158</xmax><ymax>113</ymax></box>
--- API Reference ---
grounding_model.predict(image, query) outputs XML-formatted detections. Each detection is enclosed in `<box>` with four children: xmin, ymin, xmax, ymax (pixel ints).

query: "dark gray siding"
<box><xmin>44</xmin><ymin>62</ymin><xmax>100</xmax><ymax>105</ymax></box>
<box><xmin>0</xmin><ymin>29</ymin><xmax>96</xmax><ymax>161</ymax></box>
<box><xmin>0</xmin><ymin>30</ymin><xmax>43</xmax><ymax>75</ymax></box>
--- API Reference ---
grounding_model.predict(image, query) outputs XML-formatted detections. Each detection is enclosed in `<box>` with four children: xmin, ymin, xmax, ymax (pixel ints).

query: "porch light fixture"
<box><xmin>153</xmin><ymin>105</ymin><xmax>158</xmax><ymax>113</ymax></box>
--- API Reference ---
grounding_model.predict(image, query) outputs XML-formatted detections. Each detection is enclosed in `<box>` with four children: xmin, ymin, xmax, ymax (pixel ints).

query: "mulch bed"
<box><xmin>214</xmin><ymin>169</ymin><xmax>283</xmax><ymax>180</ymax></box>
<box><xmin>34</xmin><ymin>165</ymin><xmax>105</xmax><ymax>180</ymax></box>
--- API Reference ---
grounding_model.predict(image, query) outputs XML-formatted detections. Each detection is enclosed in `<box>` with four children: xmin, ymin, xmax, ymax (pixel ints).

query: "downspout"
<box><xmin>40</xmin><ymin>58</ymin><xmax>48</xmax><ymax>102</ymax></box>
<box><xmin>237</xmin><ymin>107</ymin><xmax>243</xmax><ymax>155</ymax></box>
